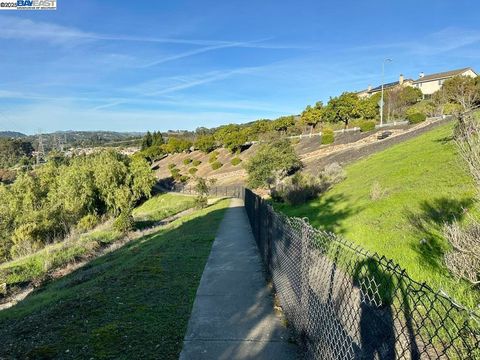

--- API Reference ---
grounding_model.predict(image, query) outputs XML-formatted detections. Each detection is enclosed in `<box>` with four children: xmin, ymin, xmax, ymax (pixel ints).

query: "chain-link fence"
<box><xmin>171</xmin><ymin>183</ymin><xmax>245</xmax><ymax>198</ymax></box>
<box><xmin>244</xmin><ymin>189</ymin><xmax>480</xmax><ymax>360</ymax></box>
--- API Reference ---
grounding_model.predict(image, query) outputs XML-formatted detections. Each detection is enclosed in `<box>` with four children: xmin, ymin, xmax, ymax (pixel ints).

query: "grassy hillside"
<box><xmin>0</xmin><ymin>193</ymin><xmax>198</xmax><ymax>290</ymax></box>
<box><xmin>275</xmin><ymin>123</ymin><xmax>479</xmax><ymax>307</ymax></box>
<box><xmin>0</xmin><ymin>199</ymin><xmax>230</xmax><ymax>359</ymax></box>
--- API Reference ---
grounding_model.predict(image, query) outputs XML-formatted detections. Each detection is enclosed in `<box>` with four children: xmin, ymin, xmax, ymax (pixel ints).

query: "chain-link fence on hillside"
<box><xmin>171</xmin><ymin>183</ymin><xmax>245</xmax><ymax>198</ymax></box>
<box><xmin>244</xmin><ymin>188</ymin><xmax>480</xmax><ymax>360</ymax></box>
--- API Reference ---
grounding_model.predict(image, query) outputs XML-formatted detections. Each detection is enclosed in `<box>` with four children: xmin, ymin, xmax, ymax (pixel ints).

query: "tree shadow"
<box><xmin>404</xmin><ymin>197</ymin><xmax>474</xmax><ymax>271</ymax></box>
<box><xmin>0</xmin><ymin>205</ymin><xmax>229</xmax><ymax>359</ymax></box>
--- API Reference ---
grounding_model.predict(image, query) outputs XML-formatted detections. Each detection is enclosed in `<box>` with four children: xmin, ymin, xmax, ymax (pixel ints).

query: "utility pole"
<box><xmin>380</xmin><ymin>58</ymin><xmax>392</xmax><ymax>126</ymax></box>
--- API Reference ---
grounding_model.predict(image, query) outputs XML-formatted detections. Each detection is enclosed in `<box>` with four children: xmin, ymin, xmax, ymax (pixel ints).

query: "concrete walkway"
<box><xmin>180</xmin><ymin>198</ymin><xmax>298</xmax><ymax>360</ymax></box>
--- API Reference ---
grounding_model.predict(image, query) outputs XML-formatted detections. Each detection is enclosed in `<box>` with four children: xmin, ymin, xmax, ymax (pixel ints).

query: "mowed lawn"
<box><xmin>0</xmin><ymin>199</ymin><xmax>230</xmax><ymax>359</ymax></box>
<box><xmin>275</xmin><ymin>123</ymin><xmax>479</xmax><ymax>307</ymax></box>
<box><xmin>133</xmin><ymin>193</ymin><xmax>196</xmax><ymax>223</ymax></box>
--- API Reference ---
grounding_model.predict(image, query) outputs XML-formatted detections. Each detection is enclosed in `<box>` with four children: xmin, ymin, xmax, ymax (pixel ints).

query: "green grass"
<box><xmin>0</xmin><ymin>199</ymin><xmax>230</xmax><ymax>359</ymax></box>
<box><xmin>0</xmin><ymin>193</ymin><xmax>197</xmax><ymax>289</ymax></box>
<box><xmin>133</xmin><ymin>193</ymin><xmax>196</xmax><ymax>229</ymax></box>
<box><xmin>275</xmin><ymin>123</ymin><xmax>479</xmax><ymax>307</ymax></box>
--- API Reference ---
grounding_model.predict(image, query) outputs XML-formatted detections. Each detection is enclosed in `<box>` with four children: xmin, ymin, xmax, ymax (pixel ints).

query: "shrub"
<box><xmin>76</xmin><ymin>214</ymin><xmax>99</xmax><ymax>233</ymax></box>
<box><xmin>168</xmin><ymin>163</ymin><xmax>176</xmax><ymax>170</ymax></box>
<box><xmin>407</xmin><ymin>112</ymin><xmax>426</xmax><ymax>124</ymax></box>
<box><xmin>273</xmin><ymin>173</ymin><xmax>328</xmax><ymax>205</ymax></box>
<box><xmin>179</xmin><ymin>175</ymin><xmax>189</xmax><ymax>183</ymax></box>
<box><xmin>358</xmin><ymin>120</ymin><xmax>376</xmax><ymax>132</ymax></box>
<box><xmin>321</xmin><ymin>128</ymin><xmax>334</xmax><ymax>145</ymax></box>
<box><xmin>211</xmin><ymin>161</ymin><xmax>223</xmax><ymax>170</ymax></box>
<box><xmin>189</xmin><ymin>167</ymin><xmax>198</xmax><ymax>175</ymax></box>
<box><xmin>194</xmin><ymin>196</ymin><xmax>208</xmax><ymax>209</ymax></box>
<box><xmin>321</xmin><ymin>162</ymin><xmax>346</xmax><ymax>185</ymax></box>
<box><xmin>113</xmin><ymin>210</ymin><xmax>134</xmax><ymax>233</ymax></box>
<box><xmin>183</xmin><ymin>158</ymin><xmax>192</xmax><ymax>165</ymax></box>
<box><xmin>195</xmin><ymin>135</ymin><xmax>216</xmax><ymax>153</ymax></box>
<box><xmin>209</xmin><ymin>151</ymin><xmax>219</xmax><ymax>163</ymax></box>
<box><xmin>192</xmin><ymin>160</ymin><xmax>201</xmax><ymax>166</ymax></box>
<box><xmin>443</xmin><ymin>102</ymin><xmax>462</xmax><ymax>115</ymax></box>
<box><xmin>170</xmin><ymin>168</ymin><xmax>180</xmax><ymax>176</ymax></box>
<box><xmin>231</xmin><ymin>157</ymin><xmax>242</xmax><ymax>166</ymax></box>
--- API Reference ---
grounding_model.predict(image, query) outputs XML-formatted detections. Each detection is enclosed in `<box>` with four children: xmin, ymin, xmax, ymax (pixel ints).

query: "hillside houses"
<box><xmin>357</xmin><ymin>67</ymin><xmax>477</xmax><ymax>99</ymax></box>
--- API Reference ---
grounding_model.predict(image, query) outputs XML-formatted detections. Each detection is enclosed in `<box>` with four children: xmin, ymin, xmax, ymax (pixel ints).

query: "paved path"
<box><xmin>180</xmin><ymin>198</ymin><xmax>298</xmax><ymax>360</ymax></box>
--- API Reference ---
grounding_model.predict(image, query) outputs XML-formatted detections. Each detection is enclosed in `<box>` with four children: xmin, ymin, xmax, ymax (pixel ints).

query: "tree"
<box><xmin>195</xmin><ymin>135</ymin><xmax>216</xmax><ymax>153</ymax></box>
<box><xmin>301</xmin><ymin>102</ymin><xmax>324</xmax><ymax>136</ymax></box>
<box><xmin>141</xmin><ymin>131</ymin><xmax>153</xmax><ymax>150</ymax></box>
<box><xmin>162</xmin><ymin>137</ymin><xmax>192</xmax><ymax>154</ymax></box>
<box><xmin>323</xmin><ymin>92</ymin><xmax>361</xmax><ymax>127</ymax></box>
<box><xmin>358</xmin><ymin>97</ymin><xmax>378</xmax><ymax>120</ymax></box>
<box><xmin>384</xmin><ymin>86</ymin><xmax>422</xmax><ymax>120</ymax></box>
<box><xmin>442</xmin><ymin>75</ymin><xmax>480</xmax><ymax>112</ymax></box>
<box><xmin>271</xmin><ymin>116</ymin><xmax>296</xmax><ymax>134</ymax></box>
<box><xmin>151</xmin><ymin>131</ymin><xmax>164</xmax><ymax>146</ymax></box>
<box><xmin>245</xmin><ymin>139</ymin><xmax>302</xmax><ymax>188</ymax></box>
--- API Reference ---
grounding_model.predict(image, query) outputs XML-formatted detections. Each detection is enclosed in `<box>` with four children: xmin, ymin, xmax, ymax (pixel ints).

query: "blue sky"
<box><xmin>0</xmin><ymin>0</ymin><xmax>479</xmax><ymax>134</ymax></box>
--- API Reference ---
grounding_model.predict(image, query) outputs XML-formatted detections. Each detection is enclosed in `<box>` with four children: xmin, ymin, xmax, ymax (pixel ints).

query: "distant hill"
<box><xmin>25</xmin><ymin>130</ymin><xmax>145</xmax><ymax>151</ymax></box>
<box><xmin>0</xmin><ymin>131</ymin><xmax>26</xmax><ymax>139</ymax></box>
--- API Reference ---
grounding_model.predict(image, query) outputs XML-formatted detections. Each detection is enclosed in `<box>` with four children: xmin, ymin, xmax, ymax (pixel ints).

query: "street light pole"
<box><xmin>380</xmin><ymin>58</ymin><xmax>392</xmax><ymax>126</ymax></box>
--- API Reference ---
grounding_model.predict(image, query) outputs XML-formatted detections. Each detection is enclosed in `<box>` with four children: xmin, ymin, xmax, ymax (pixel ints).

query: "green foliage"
<box><xmin>189</xmin><ymin>167</ymin><xmax>198</xmax><ymax>175</ymax></box>
<box><xmin>407</xmin><ymin>112</ymin><xmax>427</xmax><ymax>124</ymax></box>
<box><xmin>0</xmin><ymin>138</ymin><xmax>34</xmax><ymax>168</ymax></box>
<box><xmin>192</xmin><ymin>159</ymin><xmax>201</xmax><ymax>166</ymax></box>
<box><xmin>141</xmin><ymin>131</ymin><xmax>163</xmax><ymax>150</ymax></box>
<box><xmin>194</xmin><ymin>135</ymin><xmax>216</xmax><ymax>153</ymax></box>
<box><xmin>136</xmin><ymin>145</ymin><xmax>164</xmax><ymax>163</ymax></box>
<box><xmin>113</xmin><ymin>209</ymin><xmax>134</xmax><ymax>233</ymax></box>
<box><xmin>168</xmin><ymin>163</ymin><xmax>176</xmax><ymax>170</ymax></box>
<box><xmin>162</xmin><ymin>137</ymin><xmax>192</xmax><ymax>154</ymax></box>
<box><xmin>210</xmin><ymin>161</ymin><xmax>223</xmax><ymax>170</ymax></box>
<box><xmin>442</xmin><ymin>75</ymin><xmax>480</xmax><ymax>111</ymax></box>
<box><xmin>179</xmin><ymin>175</ymin><xmax>189</xmax><ymax>183</ymax></box>
<box><xmin>231</xmin><ymin>157</ymin><xmax>242</xmax><ymax>166</ymax></box>
<box><xmin>324</xmin><ymin>92</ymin><xmax>362</xmax><ymax>127</ymax></box>
<box><xmin>443</xmin><ymin>102</ymin><xmax>463</xmax><ymax>115</ymax></box>
<box><xmin>321</xmin><ymin>127</ymin><xmax>334</xmax><ymax>144</ymax></box>
<box><xmin>208</xmin><ymin>151</ymin><xmax>219</xmax><ymax>163</ymax></box>
<box><xmin>406</xmin><ymin>100</ymin><xmax>435</xmax><ymax>118</ymax></box>
<box><xmin>246</xmin><ymin>139</ymin><xmax>301</xmax><ymax>188</ymax></box>
<box><xmin>273</xmin><ymin>172</ymin><xmax>328</xmax><ymax>205</ymax></box>
<box><xmin>358</xmin><ymin>97</ymin><xmax>379</xmax><ymax>120</ymax></box>
<box><xmin>271</xmin><ymin>116</ymin><xmax>296</xmax><ymax>134</ymax></box>
<box><xmin>358</xmin><ymin>120</ymin><xmax>376</xmax><ymax>132</ymax></box>
<box><xmin>0</xmin><ymin>150</ymin><xmax>155</xmax><ymax>262</ymax></box>
<box><xmin>183</xmin><ymin>158</ymin><xmax>192</xmax><ymax>165</ymax></box>
<box><xmin>76</xmin><ymin>214</ymin><xmax>100</xmax><ymax>233</ymax></box>
<box><xmin>301</xmin><ymin>102</ymin><xmax>323</xmax><ymax>131</ymax></box>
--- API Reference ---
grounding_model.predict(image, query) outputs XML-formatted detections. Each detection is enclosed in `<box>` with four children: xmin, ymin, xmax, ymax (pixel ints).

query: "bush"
<box><xmin>183</xmin><ymin>158</ymin><xmax>192</xmax><ymax>165</ymax></box>
<box><xmin>208</xmin><ymin>151</ymin><xmax>219</xmax><ymax>163</ymax></box>
<box><xmin>194</xmin><ymin>196</ymin><xmax>208</xmax><ymax>209</ymax></box>
<box><xmin>321</xmin><ymin>162</ymin><xmax>346</xmax><ymax>185</ymax></box>
<box><xmin>211</xmin><ymin>161</ymin><xmax>223</xmax><ymax>170</ymax></box>
<box><xmin>192</xmin><ymin>160</ymin><xmax>201</xmax><ymax>166</ymax></box>
<box><xmin>443</xmin><ymin>102</ymin><xmax>462</xmax><ymax>115</ymax></box>
<box><xmin>113</xmin><ymin>210</ymin><xmax>134</xmax><ymax>233</ymax></box>
<box><xmin>179</xmin><ymin>175</ymin><xmax>189</xmax><ymax>183</ymax></box>
<box><xmin>273</xmin><ymin>173</ymin><xmax>328</xmax><ymax>205</ymax></box>
<box><xmin>407</xmin><ymin>112</ymin><xmax>426</xmax><ymax>124</ymax></box>
<box><xmin>231</xmin><ymin>157</ymin><xmax>242</xmax><ymax>166</ymax></box>
<box><xmin>358</xmin><ymin>120</ymin><xmax>376</xmax><ymax>132</ymax></box>
<box><xmin>76</xmin><ymin>214</ymin><xmax>99</xmax><ymax>233</ymax></box>
<box><xmin>170</xmin><ymin>168</ymin><xmax>180</xmax><ymax>176</ymax></box>
<box><xmin>189</xmin><ymin>167</ymin><xmax>198</xmax><ymax>175</ymax></box>
<box><xmin>168</xmin><ymin>163</ymin><xmax>176</xmax><ymax>170</ymax></box>
<box><xmin>321</xmin><ymin>127</ymin><xmax>334</xmax><ymax>145</ymax></box>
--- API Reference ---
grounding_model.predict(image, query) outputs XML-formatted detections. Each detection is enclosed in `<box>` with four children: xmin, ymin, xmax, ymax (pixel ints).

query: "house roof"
<box><xmin>413</xmin><ymin>67</ymin><xmax>476</xmax><ymax>83</ymax></box>
<box><xmin>357</xmin><ymin>78</ymin><xmax>413</xmax><ymax>94</ymax></box>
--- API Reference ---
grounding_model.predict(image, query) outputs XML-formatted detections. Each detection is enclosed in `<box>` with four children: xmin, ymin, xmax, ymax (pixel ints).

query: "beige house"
<box><xmin>357</xmin><ymin>67</ymin><xmax>477</xmax><ymax>99</ymax></box>
<box><xmin>411</xmin><ymin>67</ymin><xmax>477</xmax><ymax>96</ymax></box>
